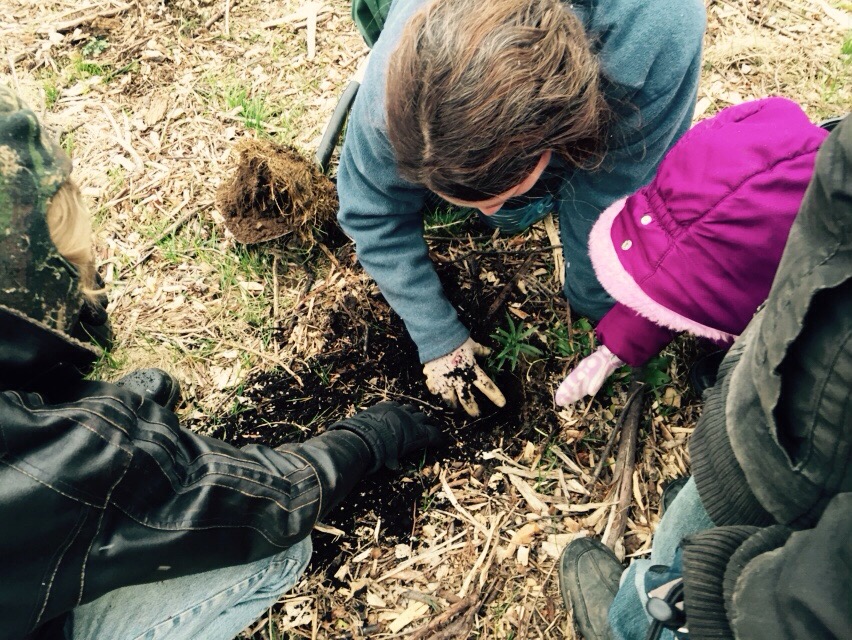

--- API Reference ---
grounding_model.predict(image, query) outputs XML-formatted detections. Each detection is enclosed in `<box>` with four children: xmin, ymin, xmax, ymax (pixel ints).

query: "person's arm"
<box><xmin>559</xmin><ymin>0</ymin><xmax>706</xmax><ymax>320</ymax></box>
<box><xmin>554</xmin><ymin>303</ymin><xmax>675</xmax><ymax>406</ymax></box>
<box><xmin>595</xmin><ymin>303</ymin><xmax>676</xmax><ymax>367</ymax></box>
<box><xmin>677</xmin><ymin>494</ymin><xmax>852</xmax><ymax>640</ymax></box>
<box><xmin>337</xmin><ymin>89</ymin><xmax>469</xmax><ymax>364</ymax></box>
<box><xmin>0</xmin><ymin>384</ymin><xmax>438</xmax><ymax>628</ymax></box>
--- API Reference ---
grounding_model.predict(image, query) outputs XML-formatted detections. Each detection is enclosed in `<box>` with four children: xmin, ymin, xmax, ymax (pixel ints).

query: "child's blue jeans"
<box><xmin>608</xmin><ymin>478</ymin><xmax>714</xmax><ymax>639</ymax></box>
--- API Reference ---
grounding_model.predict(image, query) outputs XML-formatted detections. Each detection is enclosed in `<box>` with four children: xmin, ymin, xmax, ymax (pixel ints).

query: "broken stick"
<box><xmin>408</xmin><ymin>595</ymin><xmax>478</xmax><ymax>640</ymax></box>
<box><xmin>37</xmin><ymin>3</ymin><xmax>133</xmax><ymax>34</ymax></box>
<box><xmin>484</xmin><ymin>252</ymin><xmax>537</xmax><ymax>322</ymax></box>
<box><xmin>584</xmin><ymin>381</ymin><xmax>646</xmax><ymax>497</ymax></box>
<box><xmin>204</xmin><ymin>0</ymin><xmax>241</xmax><ymax>30</ymax></box>
<box><xmin>306</xmin><ymin>2</ymin><xmax>319</xmax><ymax>60</ymax></box>
<box><xmin>602</xmin><ymin>380</ymin><xmax>645</xmax><ymax>550</ymax></box>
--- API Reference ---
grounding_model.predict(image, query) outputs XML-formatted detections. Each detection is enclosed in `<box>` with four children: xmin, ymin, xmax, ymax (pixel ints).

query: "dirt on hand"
<box><xmin>216</xmin><ymin>139</ymin><xmax>338</xmax><ymax>245</ymax></box>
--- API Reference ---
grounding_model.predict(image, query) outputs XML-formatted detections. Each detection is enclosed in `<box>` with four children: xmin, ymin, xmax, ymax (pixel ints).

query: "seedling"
<box><xmin>490</xmin><ymin>314</ymin><xmax>543</xmax><ymax>372</ymax></box>
<box><xmin>641</xmin><ymin>354</ymin><xmax>672</xmax><ymax>390</ymax></box>
<box><xmin>548</xmin><ymin>317</ymin><xmax>594</xmax><ymax>358</ymax></box>
<box><xmin>423</xmin><ymin>204</ymin><xmax>472</xmax><ymax>236</ymax></box>
<box><xmin>81</xmin><ymin>37</ymin><xmax>109</xmax><ymax>58</ymax></box>
<box><xmin>42</xmin><ymin>77</ymin><xmax>60</xmax><ymax>109</ymax></box>
<box><xmin>224</xmin><ymin>86</ymin><xmax>271</xmax><ymax>134</ymax></box>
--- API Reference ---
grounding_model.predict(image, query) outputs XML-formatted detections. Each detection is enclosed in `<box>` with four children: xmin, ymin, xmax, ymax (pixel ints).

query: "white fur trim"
<box><xmin>588</xmin><ymin>199</ymin><xmax>737</xmax><ymax>342</ymax></box>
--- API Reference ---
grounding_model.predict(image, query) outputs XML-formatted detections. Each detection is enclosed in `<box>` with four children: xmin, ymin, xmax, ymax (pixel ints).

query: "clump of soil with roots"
<box><xmin>216</xmin><ymin>139</ymin><xmax>338</xmax><ymax>245</ymax></box>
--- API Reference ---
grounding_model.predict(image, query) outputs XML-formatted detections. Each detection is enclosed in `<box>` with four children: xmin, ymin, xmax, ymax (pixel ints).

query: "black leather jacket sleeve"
<box><xmin>0</xmin><ymin>379</ymin><xmax>372</xmax><ymax>640</ymax></box>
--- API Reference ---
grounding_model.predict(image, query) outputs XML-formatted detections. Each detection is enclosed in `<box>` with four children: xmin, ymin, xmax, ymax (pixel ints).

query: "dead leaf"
<box><xmin>388</xmin><ymin>601</ymin><xmax>430</xmax><ymax>634</ymax></box>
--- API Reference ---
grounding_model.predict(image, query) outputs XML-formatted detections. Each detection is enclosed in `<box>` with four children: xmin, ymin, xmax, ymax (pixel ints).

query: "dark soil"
<box><xmin>211</xmin><ymin>238</ymin><xmax>581</xmax><ymax>577</ymax></box>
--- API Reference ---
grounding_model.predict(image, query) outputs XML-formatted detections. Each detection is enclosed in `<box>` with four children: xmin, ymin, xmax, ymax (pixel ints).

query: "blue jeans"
<box><xmin>608</xmin><ymin>478</ymin><xmax>714</xmax><ymax>640</ymax></box>
<box><xmin>65</xmin><ymin>538</ymin><xmax>312</xmax><ymax>640</ymax></box>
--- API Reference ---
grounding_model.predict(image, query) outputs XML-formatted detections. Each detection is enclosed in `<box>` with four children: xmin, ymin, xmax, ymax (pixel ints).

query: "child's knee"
<box><xmin>562</xmin><ymin>275</ymin><xmax>614</xmax><ymax>322</ymax></box>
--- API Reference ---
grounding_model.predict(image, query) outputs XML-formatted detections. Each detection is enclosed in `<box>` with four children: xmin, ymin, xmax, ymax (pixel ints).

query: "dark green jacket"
<box><xmin>684</xmin><ymin>115</ymin><xmax>852</xmax><ymax>639</ymax></box>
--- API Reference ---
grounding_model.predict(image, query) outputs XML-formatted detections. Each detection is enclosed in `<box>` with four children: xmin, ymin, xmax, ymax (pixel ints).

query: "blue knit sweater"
<box><xmin>337</xmin><ymin>0</ymin><xmax>706</xmax><ymax>363</ymax></box>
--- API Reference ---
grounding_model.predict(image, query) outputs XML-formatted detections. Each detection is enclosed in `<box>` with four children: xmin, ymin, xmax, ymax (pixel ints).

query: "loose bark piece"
<box><xmin>36</xmin><ymin>3</ymin><xmax>133</xmax><ymax>34</ymax></box>
<box><xmin>409</xmin><ymin>594</ymin><xmax>479</xmax><ymax>640</ymax></box>
<box><xmin>602</xmin><ymin>381</ymin><xmax>645</xmax><ymax>550</ymax></box>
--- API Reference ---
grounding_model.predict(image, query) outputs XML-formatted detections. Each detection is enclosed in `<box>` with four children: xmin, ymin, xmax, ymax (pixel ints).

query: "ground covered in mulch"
<box><xmin>5</xmin><ymin>0</ymin><xmax>848</xmax><ymax>636</ymax></box>
<box><xmin>211</xmin><ymin>226</ymin><xmax>581</xmax><ymax>565</ymax></box>
<box><xmin>208</xmin><ymin>218</ymin><xmax>701</xmax><ymax>637</ymax></box>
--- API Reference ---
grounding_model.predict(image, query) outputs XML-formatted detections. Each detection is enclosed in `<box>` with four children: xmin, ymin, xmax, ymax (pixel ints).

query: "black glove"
<box><xmin>328</xmin><ymin>401</ymin><xmax>443</xmax><ymax>474</ymax></box>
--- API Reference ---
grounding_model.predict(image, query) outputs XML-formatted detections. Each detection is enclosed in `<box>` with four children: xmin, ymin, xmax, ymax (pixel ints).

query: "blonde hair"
<box><xmin>46</xmin><ymin>180</ymin><xmax>99</xmax><ymax>296</ymax></box>
<box><xmin>386</xmin><ymin>0</ymin><xmax>609</xmax><ymax>201</ymax></box>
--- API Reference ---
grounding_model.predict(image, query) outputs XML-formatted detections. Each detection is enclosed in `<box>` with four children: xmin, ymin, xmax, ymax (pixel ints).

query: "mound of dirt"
<box><xmin>216</xmin><ymin>139</ymin><xmax>338</xmax><ymax>244</ymax></box>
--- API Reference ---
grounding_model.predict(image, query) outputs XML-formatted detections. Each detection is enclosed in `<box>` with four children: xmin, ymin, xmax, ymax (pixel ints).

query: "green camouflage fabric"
<box><xmin>0</xmin><ymin>85</ymin><xmax>85</xmax><ymax>333</ymax></box>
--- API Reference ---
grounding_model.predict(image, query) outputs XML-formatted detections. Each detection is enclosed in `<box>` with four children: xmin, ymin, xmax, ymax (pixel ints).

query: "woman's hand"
<box><xmin>423</xmin><ymin>338</ymin><xmax>506</xmax><ymax>417</ymax></box>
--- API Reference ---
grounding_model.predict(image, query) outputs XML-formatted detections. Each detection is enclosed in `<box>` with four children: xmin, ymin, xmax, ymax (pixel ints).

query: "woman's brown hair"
<box><xmin>385</xmin><ymin>0</ymin><xmax>609</xmax><ymax>201</ymax></box>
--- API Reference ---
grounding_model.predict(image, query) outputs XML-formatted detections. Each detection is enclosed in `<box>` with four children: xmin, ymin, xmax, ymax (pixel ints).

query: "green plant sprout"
<box><xmin>490</xmin><ymin>313</ymin><xmax>543</xmax><ymax>372</ymax></box>
<box><xmin>641</xmin><ymin>354</ymin><xmax>672</xmax><ymax>390</ymax></box>
<box><xmin>548</xmin><ymin>316</ymin><xmax>594</xmax><ymax>358</ymax></box>
<box><xmin>224</xmin><ymin>86</ymin><xmax>271</xmax><ymax>134</ymax></box>
<box><xmin>81</xmin><ymin>37</ymin><xmax>109</xmax><ymax>58</ymax></box>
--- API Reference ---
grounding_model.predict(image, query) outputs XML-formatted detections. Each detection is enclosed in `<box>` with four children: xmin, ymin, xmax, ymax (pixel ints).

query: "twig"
<box><xmin>402</xmin><ymin>590</ymin><xmax>440</xmax><ymax>611</ymax></box>
<box><xmin>101</xmin><ymin>104</ymin><xmax>144</xmax><ymax>170</ymax></box>
<box><xmin>36</xmin><ymin>2</ymin><xmax>133</xmax><ymax>34</ymax></box>
<box><xmin>458</xmin><ymin>513</ymin><xmax>504</xmax><ymax>597</ymax></box>
<box><xmin>423</xmin><ymin>233</ymin><xmax>495</xmax><ymax>243</ymax></box>
<box><xmin>271</xmin><ymin>255</ymin><xmax>280</xmax><ymax>320</ymax></box>
<box><xmin>484</xmin><ymin>253</ymin><xmax>537</xmax><ymax>322</ymax></box>
<box><xmin>376</xmin><ymin>532</ymin><xmax>468</xmax><ymax>582</ymax></box>
<box><xmin>440</xmin><ymin>471</ymin><xmax>488</xmax><ymax>535</ymax></box>
<box><xmin>364</xmin><ymin>381</ymin><xmax>445</xmax><ymax>412</ymax></box>
<box><xmin>602</xmin><ymin>381</ymin><xmax>645</xmax><ymax>550</ymax></box>
<box><xmin>431</xmin><ymin>605</ymin><xmax>479</xmax><ymax>640</ymax></box>
<box><xmin>583</xmin><ymin>381</ymin><xmax>645</xmax><ymax>499</ymax></box>
<box><xmin>278</xmin><ymin>260</ymin><xmax>316</xmax><ymax>338</ymax></box>
<box><xmin>306</xmin><ymin>2</ymin><xmax>319</xmax><ymax>61</ymax></box>
<box><xmin>118</xmin><ymin>202</ymin><xmax>209</xmax><ymax>277</ymax></box>
<box><xmin>7</xmin><ymin>55</ymin><xmax>20</xmax><ymax>93</ymax></box>
<box><xmin>435</xmin><ymin>245</ymin><xmax>562</xmax><ymax>263</ymax></box>
<box><xmin>543</xmin><ymin>213</ymin><xmax>565</xmax><ymax>288</ymax></box>
<box><xmin>408</xmin><ymin>595</ymin><xmax>477</xmax><ymax>640</ymax></box>
<box><xmin>261</xmin><ymin>6</ymin><xmax>333</xmax><ymax>29</ymax></box>
<box><xmin>204</xmin><ymin>0</ymin><xmax>241</xmax><ymax>30</ymax></box>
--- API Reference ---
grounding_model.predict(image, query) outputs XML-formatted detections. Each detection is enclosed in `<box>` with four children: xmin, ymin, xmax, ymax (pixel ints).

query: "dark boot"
<box><xmin>559</xmin><ymin>537</ymin><xmax>623</xmax><ymax>640</ymax></box>
<box><xmin>688</xmin><ymin>349</ymin><xmax>727</xmax><ymax>397</ymax></box>
<box><xmin>116</xmin><ymin>368</ymin><xmax>182</xmax><ymax>411</ymax></box>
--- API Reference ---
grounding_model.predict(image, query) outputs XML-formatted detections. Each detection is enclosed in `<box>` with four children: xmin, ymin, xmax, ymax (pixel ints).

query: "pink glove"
<box><xmin>555</xmin><ymin>345</ymin><xmax>623</xmax><ymax>407</ymax></box>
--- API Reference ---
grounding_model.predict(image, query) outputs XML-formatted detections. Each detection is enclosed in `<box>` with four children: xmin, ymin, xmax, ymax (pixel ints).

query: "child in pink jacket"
<box><xmin>555</xmin><ymin>97</ymin><xmax>829</xmax><ymax>406</ymax></box>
